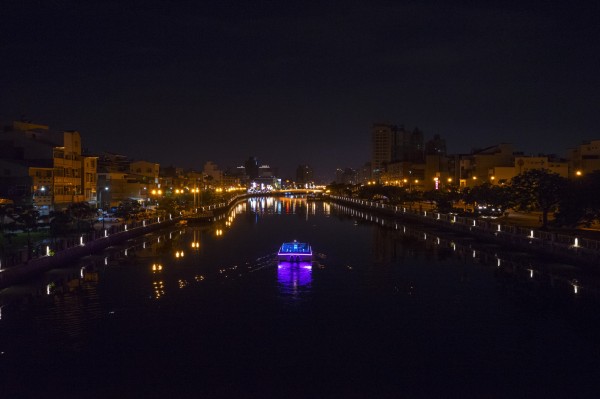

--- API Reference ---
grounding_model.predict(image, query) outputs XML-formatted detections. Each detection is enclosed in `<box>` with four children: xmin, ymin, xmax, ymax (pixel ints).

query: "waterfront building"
<box><xmin>487</xmin><ymin>155</ymin><xmax>569</xmax><ymax>185</ymax></box>
<box><xmin>567</xmin><ymin>140</ymin><xmax>600</xmax><ymax>177</ymax></box>
<box><xmin>83</xmin><ymin>156</ymin><xmax>98</xmax><ymax>207</ymax></box>
<box><xmin>96</xmin><ymin>172</ymin><xmax>149</xmax><ymax>209</ymax></box>
<box><xmin>0</xmin><ymin>159</ymin><xmax>33</xmax><ymax>205</ymax></box>
<box><xmin>186</xmin><ymin>170</ymin><xmax>205</xmax><ymax>189</ymax></box>
<box><xmin>97</xmin><ymin>154</ymin><xmax>159</xmax><ymax>208</ymax></box>
<box><xmin>0</xmin><ymin>121</ymin><xmax>91</xmax><ymax>211</ymax></box>
<box><xmin>455</xmin><ymin>143</ymin><xmax>515</xmax><ymax>187</ymax></box>
<box><xmin>159</xmin><ymin>165</ymin><xmax>186</xmax><ymax>190</ymax></box>
<box><xmin>514</xmin><ymin>156</ymin><xmax>568</xmax><ymax>178</ymax></box>
<box><xmin>203</xmin><ymin>161</ymin><xmax>223</xmax><ymax>187</ymax></box>
<box><xmin>29</xmin><ymin>162</ymin><xmax>54</xmax><ymax>213</ymax></box>
<box><xmin>130</xmin><ymin>160</ymin><xmax>160</xmax><ymax>185</ymax></box>
<box><xmin>222</xmin><ymin>166</ymin><xmax>248</xmax><ymax>187</ymax></box>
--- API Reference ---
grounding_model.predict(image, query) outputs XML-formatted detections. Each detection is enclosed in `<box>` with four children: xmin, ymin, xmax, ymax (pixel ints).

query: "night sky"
<box><xmin>2</xmin><ymin>1</ymin><xmax>599</xmax><ymax>181</ymax></box>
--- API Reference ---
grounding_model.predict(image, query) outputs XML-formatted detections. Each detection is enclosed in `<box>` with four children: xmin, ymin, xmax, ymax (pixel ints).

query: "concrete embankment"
<box><xmin>0</xmin><ymin>219</ymin><xmax>178</xmax><ymax>289</ymax></box>
<box><xmin>330</xmin><ymin>195</ymin><xmax>600</xmax><ymax>268</ymax></box>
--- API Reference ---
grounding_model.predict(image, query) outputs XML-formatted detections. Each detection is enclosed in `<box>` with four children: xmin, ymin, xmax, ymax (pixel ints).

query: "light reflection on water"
<box><xmin>277</xmin><ymin>261</ymin><xmax>312</xmax><ymax>298</ymax></box>
<box><xmin>1</xmin><ymin>197</ymin><xmax>600</xmax><ymax>397</ymax></box>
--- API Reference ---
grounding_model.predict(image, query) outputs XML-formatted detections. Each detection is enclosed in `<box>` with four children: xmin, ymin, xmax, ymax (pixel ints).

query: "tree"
<box><xmin>0</xmin><ymin>204</ymin><xmax>15</xmax><ymax>257</ymax></box>
<box><xmin>68</xmin><ymin>202</ymin><xmax>96</xmax><ymax>232</ymax></box>
<box><xmin>510</xmin><ymin>169</ymin><xmax>566</xmax><ymax>229</ymax></box>
<box><xmin>465</xmin><ymin>183</ymin><xmax>514</xmax><ymax>212</ymax></box>
<box><xmin>157</xmin><ymin>197</ymin><xmax>178</xmax><ymax>216</ymax></box>
<box><xmin>555</xmin><ymin>171</ymin><xmax>600</xmax><ymax>227</ymax></box>
<box><xmin>580</xmin><ymin>171</ymin><xmax>600</xmax><ymax>224</ymax></box>
<box><xmin>50</xmin><ymin>211</ymin><xmax>72</xmax><ymax>237</ymax></box>
<box><xmin>424</xmin><ymin>188</ymin><xmax>461</xmax><ymax>213</ymax></box>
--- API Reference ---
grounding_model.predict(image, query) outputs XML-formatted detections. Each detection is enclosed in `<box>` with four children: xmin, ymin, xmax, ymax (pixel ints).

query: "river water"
<box><xmin>1</xmin><ymin>197</ymin><xmax>599</xmax><ymax>398</ymax></box>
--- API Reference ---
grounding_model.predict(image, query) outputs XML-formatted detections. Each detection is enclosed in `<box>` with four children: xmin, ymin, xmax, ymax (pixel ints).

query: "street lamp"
<box><xmin>100</xmin><ymin>186</ymin><xmax>108</xmax><ymax>230</ymax></box>
<box><xmin>191</xmin><ymin>187</ymin><xmax>200</xmax><ymax>211</ymax></box>
<box><xmin>99</xmin><ymin>186</ymin><xmax>109</xmax><ymax>210</ymax></box>
<box><xmin>99</xmin><ymin>187</ymin><xmax>109</xmax><ymax>230</ymax></box>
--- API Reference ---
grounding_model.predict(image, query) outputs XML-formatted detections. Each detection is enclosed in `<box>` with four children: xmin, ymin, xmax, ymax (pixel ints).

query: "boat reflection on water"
<box><xmin>277</xmin><ymin>261</ymin><xmax>312</xmax><ymax>296</ymax></box>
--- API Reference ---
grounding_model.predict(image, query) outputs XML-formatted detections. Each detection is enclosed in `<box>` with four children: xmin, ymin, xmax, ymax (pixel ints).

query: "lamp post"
<box><xmin>192</xmin><ymin>188</ymin><xmax>200</xmax><ymax>212</ymax></box>
<box><xmin>99</xmin><ymin>186</ymin><xmax>109</xmax><ymax>210</ymax></box>
<box><xmin>99</xmin><ymin>186</ymin><xmax>109</xmax><ymax>230</ymax></box>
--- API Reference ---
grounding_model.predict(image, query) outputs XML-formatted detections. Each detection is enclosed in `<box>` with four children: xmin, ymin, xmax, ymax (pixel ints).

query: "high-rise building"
<box><xmin>244</xmin><ymin>156</ymin><xmax>259</xmax><ymax>179</ymax></box>
<box><xmin>296</xmin><ymin>165</ymin><xmax>314</xmax><ymax>186</ymax></box>
<box><xmin>334</xmin><ymin>168</ymin><xmax>358</xmax><ymax>185</ymax></box>
<box><xmin>371</xmin><ymin>123</ymin><xmax>426</xmax><ymax>181</ymax></box>
<box><xmin>396</xmin><ymin>126</ymin><xmax>424</xmax><ymax>163</ymax></box>
<box><xmin>371</xmin><ymin>123</ymin><xmax>395</xmax><ymax>178</ymax></box>
<box><xmin>425</xmin><ymin>134</ymin><xmax>447</xmax><ymax>156</ymax></box>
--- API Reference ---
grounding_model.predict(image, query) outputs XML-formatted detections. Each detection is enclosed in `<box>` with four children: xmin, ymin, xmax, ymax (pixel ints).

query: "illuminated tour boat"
<box><xmin>278</xmin><ymin>240</ymin><xmax>313</xmax><ymax>262</ymax></box>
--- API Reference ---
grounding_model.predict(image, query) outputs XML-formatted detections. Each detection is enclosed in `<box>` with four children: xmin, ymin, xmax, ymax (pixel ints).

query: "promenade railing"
<box><xmin>0</xmin><ymin>213</ymin><xmax>177</xmax><ymax>271</ymax></box>
<box><xmin>330</xmin><ymin>195</ymin><xmax>600</xmax><ymax>264</ymax></box>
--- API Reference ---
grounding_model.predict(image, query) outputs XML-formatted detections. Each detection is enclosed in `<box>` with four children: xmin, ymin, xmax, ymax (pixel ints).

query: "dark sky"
<box><xmin>2</xmin><ymin>1</ymin><xmax>599</xmax><ymax>181</ymax></box>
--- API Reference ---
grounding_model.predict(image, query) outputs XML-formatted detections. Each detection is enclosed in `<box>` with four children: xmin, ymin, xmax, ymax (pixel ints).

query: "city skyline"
<box><xmin>2</xmin><ymin>1</ymin><xmax>599</xmax><ymax>179</ymax></box>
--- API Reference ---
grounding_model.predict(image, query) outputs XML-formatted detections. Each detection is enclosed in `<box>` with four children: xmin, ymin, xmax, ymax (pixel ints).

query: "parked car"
<box><xmin>97</xmin><ymin>216</ymin><xmax>122</xmax><ymax>223</ymax></box>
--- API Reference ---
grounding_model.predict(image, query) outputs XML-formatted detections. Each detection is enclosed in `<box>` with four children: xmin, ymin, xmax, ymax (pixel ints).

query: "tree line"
<box><xmin>328</xmin><ymin>169</ymin><xmax>600</xmax><ymax>230</ymax></box>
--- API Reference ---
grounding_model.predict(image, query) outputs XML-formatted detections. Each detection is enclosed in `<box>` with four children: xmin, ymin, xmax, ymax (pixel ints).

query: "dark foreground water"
<box><xmin>1</xmin><ymin>197</ymin><xmax>600</xmax><ymax>398</ymax></box>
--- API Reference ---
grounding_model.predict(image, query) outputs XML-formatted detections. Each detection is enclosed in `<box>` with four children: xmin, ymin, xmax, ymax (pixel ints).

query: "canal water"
<box><xmin>1</xmin><ymin>197</ymin><xmax>599</xmax><ymax>398</ymax></box>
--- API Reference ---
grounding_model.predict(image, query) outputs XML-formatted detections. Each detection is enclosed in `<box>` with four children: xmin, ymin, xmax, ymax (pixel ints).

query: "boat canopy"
<box><xmin>279</xmin><ymin>242</ymin><xmax>311</xmax><ymax>254</ymax></box>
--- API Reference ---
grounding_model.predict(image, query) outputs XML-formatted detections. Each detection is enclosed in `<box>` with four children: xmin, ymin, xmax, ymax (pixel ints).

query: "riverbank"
<box><xmin>0</xmin><ymin>216</ymin><xmax>179</xmax><ymax>289</ymax></box>
<box><xmin>0</xmin><ymin>194</ymin><xmax>255</xmax><ymax>289</ymax></box>
<box><xmin>329</xmin><ymin>195</ymin><xmax>600</xmax><ymax>268</ymax></box>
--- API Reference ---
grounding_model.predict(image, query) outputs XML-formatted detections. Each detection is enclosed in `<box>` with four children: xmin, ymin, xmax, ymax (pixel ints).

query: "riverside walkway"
<box><xmin>330</xmin><ymin>195</ymin><xmax>600</xmax><ymax>267</ymax></box>
<box><xmin>0</xmin><ymin>194</ymin><xmax>254</xmax><ymax>289</ymax></box>
<box><xmin>0</xmin><ymin>214</ymin><xmax>180</xmax><ymax>289</ymax></box>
